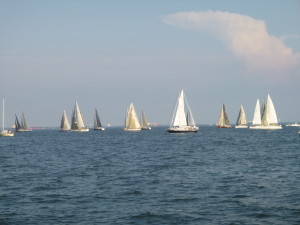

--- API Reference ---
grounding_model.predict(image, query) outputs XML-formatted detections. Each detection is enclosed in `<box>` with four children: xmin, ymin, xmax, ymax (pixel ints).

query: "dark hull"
<box><xmin>167</xmin><ymin>129</ymin><xmax>198</xmax><ymax>133</ymax></box>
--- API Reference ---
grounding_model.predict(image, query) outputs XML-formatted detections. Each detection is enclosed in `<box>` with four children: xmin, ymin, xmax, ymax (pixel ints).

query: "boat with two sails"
<box><xmin>71</xmin><ymin>101</ymin><xmax>89</xmax><ymax>132</ymax></box>
<box><xmin>167</xmin><ymin>90</ymin><xmax>199</xmax><ymax>133</ymax></box>
<box><xmin>249</xmin><ymin>94</ymin><xmax>282</xmax><ymax>129</ymax></box>
<box><xmin>124</xmin><ymin>103</ymin><xmax>141</xmax><ymax>131</ymax></box>
<box><xmin>140</xmin><ymin>109</ymin><xmax>151</xmax><ymax>130</ymax></box>
<box><xmin>15</xmin><ymin>112</ymin><xmax>31</xmax><ymax>132</ymax></box>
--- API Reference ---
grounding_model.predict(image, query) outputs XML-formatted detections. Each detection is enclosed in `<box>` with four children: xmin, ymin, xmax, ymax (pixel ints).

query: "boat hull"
<box><xmin>71</xmin><ymin>128</ymin><xmax>89</xmax><ymax>132</ymax></box>
<box><xmin>0</xmin><ymin>130</ymin><xmax>14</xmax><ymax>137</ymax></box>
<box><xmin>141</xmin><ymin>127</ymin><xmax>151</xmax><ymax>130</ymax></box>
<box><xmin>216</xmin><ymin>126</ymin><xmax>232</xmax><ymax>128</ymax></box>
<box><xmin>94</xmin><ymin>127</ymin><xmax>105</xmax><ymax>131</ymax></box>
<box><xmin>167</xmin><ymin>126</ymin><xmax>199</xmax><ymax>133</ymax></box>
<box><xmin>124</xmin><ymin>128</ymin><xmax>141</xmax><ymax>132</ymax></box>
<box><xmin>235</xmin><ymin>125</ymin><xmax>248</xmax><ymax>128</ymax></box>
<box><xmin>249</xmin><ymin>125</ymin><xmax>282</xmax><ymax>130</ymax></box>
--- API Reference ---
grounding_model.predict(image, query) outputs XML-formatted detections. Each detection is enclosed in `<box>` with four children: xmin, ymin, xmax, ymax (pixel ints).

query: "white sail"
<box><xmin>141</xmin><ymin>109</ymin><xmax>151</xmax><ymax>130</ymax></box>
<box><xmin>262</xmin><ymin>94</ymin><xmax>278</xmax><ymax>125</ymax></box>
<box><xmin>236</xmin><ymin>105</ymin><xmax>247</xmax><ymax>125</ymax></box>
<box><xmin>125</xmin><ymin>103</ymin><xmax>141</xmax><ymax>131</ymax></box>
<box><xmin>71</xmin><ymin>101</ymin><xmax>89</xmax><ymax>132</ymax></box>
<box><xmin>171</xmin><ymin>90</ymin><xmax>187</xmax><ymax>127</ymax></box>
<box><xmin>167</xmin><ymin>90</ymin><xmax>199</xmax><ymax>133</ymax></box>
<box><xmin>60</xmin><ymin>110</ymin><xmax>71</xmax><ymax>131</ymax></box>
<box><xmin>251</xmin><ymin>95</ymin><xmax>281</xmax><ymax>129</ymax></box>
<box><xmin>252</xmin><ymin>99</ymin><xmax>261</xmax><ymax>125</ymax></box>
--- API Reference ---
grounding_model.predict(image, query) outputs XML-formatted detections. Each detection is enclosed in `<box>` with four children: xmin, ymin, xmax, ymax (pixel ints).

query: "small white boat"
<box><xmin>124</xmin><ymin>103</ymin><xmax>141</xmax><ymax>131</ymax></box>
<box><xmin>167</xmin><ymin>90</ymin><xmax>199</xmax><ymax>133</ymax></box>
<box><xmin>94</xmin><ymin>109</ymin><xmax>105</xmax><ymax>131</ymax></box>
<box><xmin>0</xmin><ymin>99</ymin><xmax>14</xmax><ymax>137</ymax></box>
<box><xmin>59</xmin><ymin>110</ymin><xmax>71</xmax><ymax>132</ymax></box>
<box><xmin>71</xmin><ymin>101</ymin><xmax>89</xmax><ymax>132</ymax></box>
<box><xmin>217</xmin><ymin>104</ymin><xmax>232</xmax><ymax>128</ymax></box>
<box><xmin>140</xmin><ymin>109</ymin><xmax>151</xmax><ymax>130</ymax></box>
<box><xmin>235</xmin><ymin>105</ymin><xmax>248</xmax><ymax>128</ymax></box>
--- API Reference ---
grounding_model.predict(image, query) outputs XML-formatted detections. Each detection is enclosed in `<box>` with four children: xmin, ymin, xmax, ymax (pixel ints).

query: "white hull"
<box><xmin>71</xmin><ymin>128</ymin><xmax>89</xmax><ymax>132</ymax></box>
<box><xmin>286</xmin><ymin>123</ymin><xmax>300</xmax><ymax>127</ymax></box>
<box><xmin>94</xmin><ymin>127</ymin><xmax>105</xmax><ymax>131</ymax></box>
<box><xmin>167</xmin><ymin>126</ymin><xmax>199</xmax><ymax>133</ymax></box>
<box><xmin>124</xmin><ymin>128</ymin><xmax>141</xmax><ymax>132</ymax></box>
<box><xmin>0</xmin><ymin>130</ymin><xmax>14</xmax><ymax>137</ymax></box>
<box><xmin>235</xmin><ymin>125</ymin><xmax>248</xmax><ymax>128</ymax></box>
<box><xmin>249</xmin><ymin>125</ymin><xmax>282</xmax><ymax>130</ymax></box>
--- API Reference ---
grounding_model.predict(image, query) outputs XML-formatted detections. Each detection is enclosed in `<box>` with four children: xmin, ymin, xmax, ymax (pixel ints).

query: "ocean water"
<box><xmin>0</xmin><ymin>127</ymin><xmax>299</xmax><ymax>225</ymax></box>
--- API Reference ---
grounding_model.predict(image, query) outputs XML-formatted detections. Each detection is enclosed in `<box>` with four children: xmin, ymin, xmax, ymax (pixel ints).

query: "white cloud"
<box><xmin>162</xmin><ymin>11</ymin><xmax>300</xmax><ymax>75</ymax></box>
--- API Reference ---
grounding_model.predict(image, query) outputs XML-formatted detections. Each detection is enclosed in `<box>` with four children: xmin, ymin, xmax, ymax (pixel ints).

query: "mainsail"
<box><xmin>125</xmin><ymin>103</ymin><xmax>141</xmax><ymax>131</ymax></box>
<box><xmin>261</xmin><ymin>94</ymin><xmax>279</xmax><ymax>126</ymax></box>
<box><xmin>94</xmin><ymin>109</ymin><xmax>105</xmax><ymax>130</ymax></box>
<box><xmin>140</xmin><ymin>109</ymin><xmax>151</xmax><ymax>130</ymax></box>
<box><xmin>71</xmin><ymin>101</ymin><xmax>89</xmax><ymax>131</ymax></box>
<box><xmin>167</xmin><ymin>90</ymin><xmax>198</xmax><ymax>133</ymax></box>
<box><xmin>236</xmin><ymin>105</ymin><xmax>247</xmax><ymax>126</ymax></box>
<box><xmin>217</xmin><ymin>104</ymin><xmax>231</xmax><ymax>128</ymax></box>
<box><xmin>171</xmin><ymin>90</ymin><xmax>187</xmax><ymax>127</ymax></box>
<box><xmin>60</xmin><ymin>110</ymin><xmax>71</xmax><ymax>131</ymax></box>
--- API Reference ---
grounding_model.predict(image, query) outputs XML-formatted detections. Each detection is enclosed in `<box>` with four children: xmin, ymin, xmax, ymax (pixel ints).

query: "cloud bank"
<box><xmin>163</xmin><ymin>11</ymin><xmax>300</xmax><ymax>74</ymax></box>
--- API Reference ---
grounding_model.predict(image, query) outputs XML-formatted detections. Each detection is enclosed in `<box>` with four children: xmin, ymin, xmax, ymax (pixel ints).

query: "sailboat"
<box><xmin>235</xmin><ymin>105</ymin><xmax>248</xmax><ymax>128</ymax></box>
<box><xmin>94</xmin><ymin>109</ymin><xmax>105</xmax><ymax>130</ymax></box>
<box><xmin>59</xmin><ymin>110</ymin><xmax>71</xmax><ymax>132</ymax></box>
<box><xmin>216</xmin><ymin>104</ymin><xmax>232</xmax><ymax>128</ymax></box>
<box><xmin>140</xmin><ymin>109</ymin><xmax>151</xmax><ymax>130</ymax></box>
<box><xmin>124</xmin><ymin>103</ymin><xmax>141</xmax><ymax>131</ymax></box>
<box><xmin>0</xmin><ymin>99</ymin><xmax>14</xmax><ymax>137</ymax></box>
<box><xmin>15</xmin><ymin>112</ymin><xmax>32</xmax><ymax>132</ymax></box>
<box><xmin>250</xmin><ymin>95</ymin><xmax>282</xmax><ymax>129</ymax></box>
<box><xmin>260</xmin><ymin>94</ymin><xmax>282</xmax><ymax>129</ymax></box>
<box><xmin>167</xmin><ymin>90</ymin><xmax>199</xmax><ymax>133</ymax></box>
<box><xmin>71</xmin><ymin>101</ymin><xmax>89</xmax><ymax>132</ymax></box>
<box><xmin>249</xmin><ymin>99</ymin><xmax>262</xmax><ymax>129</ymax></box>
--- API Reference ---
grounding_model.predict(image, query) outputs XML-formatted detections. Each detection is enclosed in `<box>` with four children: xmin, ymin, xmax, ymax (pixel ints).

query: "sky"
<box><xmin>0</xmin><ymin>0</ymin><xmax>300</xmax><ymax>127</ymax></box>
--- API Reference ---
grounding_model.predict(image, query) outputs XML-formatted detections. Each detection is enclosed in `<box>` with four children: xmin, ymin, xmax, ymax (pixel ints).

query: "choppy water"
<box><xmin>0</xmin><ymin>127</ymin><xmax>299</xmax><ymax>225</ymax></box>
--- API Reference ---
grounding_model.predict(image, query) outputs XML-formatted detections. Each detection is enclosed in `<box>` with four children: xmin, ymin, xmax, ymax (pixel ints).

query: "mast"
<box><xmin>2</xmin><ymin>99</ymin><xmax>4</xmax><ymax>131</ymax></box>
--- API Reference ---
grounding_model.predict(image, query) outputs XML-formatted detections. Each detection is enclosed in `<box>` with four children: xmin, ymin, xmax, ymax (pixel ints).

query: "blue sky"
<box><xmin>1</xmin><ymin>0</ymin><xmax>299</xmax><ymax>126</ymax></box>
